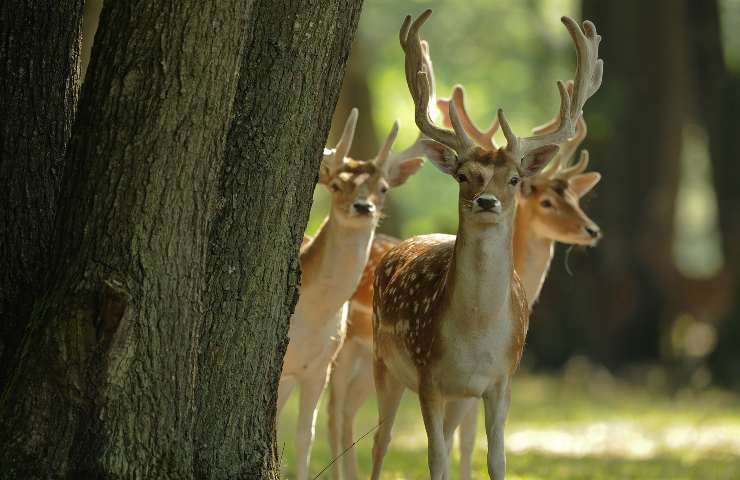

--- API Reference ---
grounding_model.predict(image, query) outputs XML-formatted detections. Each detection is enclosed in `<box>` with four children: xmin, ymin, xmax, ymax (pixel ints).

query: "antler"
<box><xmin>374</xmin><ymin>120</ymin><xmax>400</xmax><ymax>171</ymax></box>
<box><xmin>437</xmin><ymin>85</ymin><xmax>500</xmax><ymax>150</ymax></box>
<box><xmin>498</xmin><ymin>16</ymin><xmax>603</xmax><ymax>161</ymax></box>
<box><xmin>400</xmin><ymin>9</ymin><xmax>474</xmax><ymax>155</ymax></box>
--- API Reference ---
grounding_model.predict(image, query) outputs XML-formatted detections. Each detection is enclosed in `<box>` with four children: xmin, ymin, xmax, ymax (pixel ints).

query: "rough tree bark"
<box><xmin>194</xmin><ymin>1</ymin><xmax>364</xmax><ymax>478</ymax></box>
<box><xmin>0</xmin><ymin>0</ymin><xmax>84</xmax><ymax>387</ymax></box>
<box><xmin>0</xmin><ymin>1</ymin><xmax>251</xmax><ymax>477</ymax></box>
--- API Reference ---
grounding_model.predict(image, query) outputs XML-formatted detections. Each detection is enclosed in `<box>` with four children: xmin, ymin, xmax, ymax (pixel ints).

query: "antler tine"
<box><xmin>400</xmin><ymin>10</ymin><xmax>472</xmax><ymax>154</ymax></box>
<box><xmin>374</xmin><ymin>120</ymin><xmax>400</xmax><ymax>170</ymax></box>
<box><xmin>557</xmin><ymin>116</ymin><xmax>587</xmax><ymax>166</ymax></box>
<box><xmin>334</xmin><ymin>107</ymin><xmax>358</xmax><ymax>162</ymax></box>
<box><xmin>500</xmin><ymin>16</ymin><xmax>602</xmax><ymax>161</ymax></box>
<box><xmin>559</xmin><ymin>149</ymin><xmax>589</xmax><ymax>179</ymax></box>
<box><xmin>437</xmin><ymin>86</ymin><xmax>500</xmax><ymax>150</ymax></box>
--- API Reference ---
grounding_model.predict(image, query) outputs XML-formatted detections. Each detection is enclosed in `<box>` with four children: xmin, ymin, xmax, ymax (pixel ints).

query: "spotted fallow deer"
<box><xmin>277</xmin><ymin>108</ymin><xmax>424</xmax><ymax>480</ymax></box>
<box><xmin>369</xmin><ymin>10</ymin><xmax>602</xmax><ymax>479</ymax></box>
<box><xmin>325</xmin><ymin>85</ymin><xmax>603</xmax><ymax>480</ymax></box>
<box><xmin>438</xmin><ymin>85</ymin><xmax>603</xmax><ymax>480</ymax></box>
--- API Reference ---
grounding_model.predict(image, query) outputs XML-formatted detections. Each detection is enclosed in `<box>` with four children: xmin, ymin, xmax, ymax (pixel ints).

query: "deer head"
<box><xmin>401</xmin><ymin>9</ymin><xmax>602</xmax><ymax>227</ymax></box>
<box><xmin>319</xmin><ymin>108</ymin><xmax>424</xmax><ymax>228</ymax></box>
<box><xmin>438</xmin><ymin>84</ymin><xmax>602</xmax><ymax>246</ymax></box>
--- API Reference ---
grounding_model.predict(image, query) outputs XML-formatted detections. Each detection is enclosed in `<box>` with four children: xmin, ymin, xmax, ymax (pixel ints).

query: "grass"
<box><xmin>277</xmin><ymin>365</ymin><xmax>740</xmax><ymax>479</ymax></box>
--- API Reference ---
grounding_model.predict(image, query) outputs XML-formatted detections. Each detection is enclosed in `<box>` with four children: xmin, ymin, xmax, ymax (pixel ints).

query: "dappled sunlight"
<box><xmin>278</xmin><ymin>373</ymin><xmax>740</xmax><ymax>479</ymax></box>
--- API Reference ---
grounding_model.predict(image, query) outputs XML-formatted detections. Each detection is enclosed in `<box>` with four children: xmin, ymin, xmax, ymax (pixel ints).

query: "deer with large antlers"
<box><xmin>277</xmin><ymin>109</ymin><xmax>424</xmax><ymax>480</ymax></box>
<box><xmin>326</xmin><ymin>85</ymin><xmax>602</xmax><ymax>480</ymax></box>
<box><xmin>438</xmin><ymin>85</ymin><xmax>602</xmax><ymax>480</ymax></box>
<box><xmin>370</xmin><ymin>10</ymin><xmax>602</xmax><ymax>479</ymax></box>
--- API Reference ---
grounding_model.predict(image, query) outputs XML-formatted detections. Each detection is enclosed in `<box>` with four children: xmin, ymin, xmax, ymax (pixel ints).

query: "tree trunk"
<box><xmin>0</xmin><ymin>1</ymin><xmax>251</xmax><ymax>477</ymax></box>
<box><xmin>685</xmin><ymin>0</ymin><xmax>740</xmax><ymax>386</ymax></box>
<box><xmin>194</xmin><ymin>1</ymin><xmax>363</xmax><ymax>478</ymax></box>
<box><xmin>0</xmin><ymin>0</ymin><xmax>83</xmax><ymax>387</ymax></box>
<box><xmin>528</xmin><ymin>0</ymin><xmax>688</xmax><ymax>367</ymax></box>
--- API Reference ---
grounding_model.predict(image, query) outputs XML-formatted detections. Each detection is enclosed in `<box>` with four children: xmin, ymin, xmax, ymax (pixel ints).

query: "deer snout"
<box><xmin>475</xmin><ymin>195</ymin><xmax>501</xmax><ymax>213</ymax></box>
<box><xmin>585</xmin><ymin>225</ymin><xmax>601</xmax><ymax>240</ymax></box>
<box><xmin>353</xmin><ymin>201</ymin><xmax>375</xmax><ymax>215</ymax></box>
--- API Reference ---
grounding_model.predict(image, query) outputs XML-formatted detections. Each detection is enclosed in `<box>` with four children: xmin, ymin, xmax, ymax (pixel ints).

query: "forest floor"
<box><xmin>278</xmin><ymin>361</ymin><xmax>740</xmax><ymax>479</ymax></box>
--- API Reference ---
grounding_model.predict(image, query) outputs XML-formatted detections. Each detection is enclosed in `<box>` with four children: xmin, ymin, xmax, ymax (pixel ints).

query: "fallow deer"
<box><xmin>438</xmin><ymin>85</ymin><xmax>602</xmax><ymax>480</ymax></box>
<box><xmin>277</xmin><ymin>108</ymin><xmax>424</xmax><ymax>480</ymax></box>
<box><xmin>370</xmin><ymin>10</ymin><xmax>602</xmax><ymax>479</ymax></box>
<box><xmin>325</xmin><ymin>89</ymin><xmax>602</xmax><ymax>480</ymax></box>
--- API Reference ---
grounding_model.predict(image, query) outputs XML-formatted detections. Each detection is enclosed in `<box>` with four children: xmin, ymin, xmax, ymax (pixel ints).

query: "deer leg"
<box><xmin>342</xmin><ymin>349</ymin><xmax>374</xmax><ymax>480</ymax></box>
<box><xmin>370</xmin><ymin>358</ymin><xmax>405</xmax><ymax>480</ymax></box>
<box><xmin>482</xmin><ymin>381</ymin><xmax>511</xmax><ymax>480</ymax></box>
<box><xmin>327</xmin><ymin>339</ymin><xmax>357</xmax><ymax>480</ymax></box>
<box><xmin>277</xmin><ymin>375</ymin><xmax>297</xmax><ymax>416</ymax></box>
<box><xmin>458</xmin><ymin>401</ymin><xmax>479</xmax><ymax>480</ymax></box>
<box><xmin>419</xmin><ymin>376</ymin><xmax>448</xmax><ymax>480</ymax></box>
<box><xmin>295</xmin><ymin>366</ymin><xmax>330</xmax><ymax>480</ymax></box>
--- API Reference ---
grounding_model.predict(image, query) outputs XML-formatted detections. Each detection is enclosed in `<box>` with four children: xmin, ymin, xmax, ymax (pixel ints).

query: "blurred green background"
<box><xmin>295</xmin><ymin>0</ymin><xmax>740</xmax><ymax>477</ymax></box>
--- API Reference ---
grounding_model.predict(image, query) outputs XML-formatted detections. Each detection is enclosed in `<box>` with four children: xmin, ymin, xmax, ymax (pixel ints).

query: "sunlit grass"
<box><xmin>278</xmin><ymin>368</ymin><xmax>740</xmax><ymax>479</ymax></box>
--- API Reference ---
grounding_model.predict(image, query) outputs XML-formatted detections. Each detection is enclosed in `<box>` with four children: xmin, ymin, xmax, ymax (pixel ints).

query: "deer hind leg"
<box><xmin>419</xmin><ymin>376</ymin><xmax>449</xmax><ymax>480</ymax></box>
<box><xmin>341</xmin><ymin>349</ymin><xmax>374</xmax><ymax>480</ymax></box>
<box><xmin>327</xmin><ymin>339</ymin><xmax>358</xmax><ymax>480</ymax></box>
<box><xmin>439</xmin><ymin>397</ymin><xmax>474</xmax><ymax>480</ymax></box>
<box><xmin>482</xmin><ymin>381</ymin><xmax>511</xmax><ymax>480</ymax></box>
<box><xmin>457</xmin><ymin>401</ymin><xmax>479</xmax><ymax>480</ymax></box>
<box><xmin>294</xmin><ymin>366</ymin><xmax>330</xmax><ymax>480</ymax></box>
<box><xmin>370</xmin><ymin>357</ymin><xmax>405</xmax><ymax>480</ymax></box>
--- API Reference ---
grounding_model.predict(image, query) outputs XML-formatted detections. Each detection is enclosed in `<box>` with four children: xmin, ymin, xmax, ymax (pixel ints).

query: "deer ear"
<box><xmin>387</xmin><ymin>157</ymin><xmax>424</xmax><ymax>187</ymax></box>
<box><xmin>569</xmin><ymin>171</ymin><xmax>601</xmax><ymax>198</ymax></box>
<box><xmin>420</xmin><ymin>138</ymin><xmax>458</xmax><ymax>176</ymax></box>
<box><xmin>520</xmin><ymin>144</ymin><xmax>559</xmax><ymax>177</ymax></box>
<box><xmin>318</xmin><ymin>148</ymin><xmax>339</xmax><ymax>184</ymax></box>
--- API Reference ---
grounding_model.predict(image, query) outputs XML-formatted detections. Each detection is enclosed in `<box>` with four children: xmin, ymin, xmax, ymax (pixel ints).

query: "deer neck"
<box><xmin>298</xmin><ymin>213</ymin><xmax>374</xmax><ymax>323</ymax></box>
<box><xmin>513</xmin><ymin>206</ymin><xmax>555</xmax><ymax>307</ymax></box>
<box><xmin>446</xmin><ymin>207</ymin><xmax>515</xmax><ymax>331</ymax></box>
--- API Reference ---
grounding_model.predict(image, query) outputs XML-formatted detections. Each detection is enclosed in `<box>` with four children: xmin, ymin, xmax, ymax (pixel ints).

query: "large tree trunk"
<box><xmin>0</xmin><ymin>0</ymin><xmax>84</xmax><ymax>386</ymax></box>
<box><xmin>194</xmin><ymin>1</ymin><xmax>363</xmax><ymax>478</ymax></box>
<box><xmin>0</xmin><ymin>1</ymin><xmax>251</xmax><ymax>477</ymax></box>
<box><xmin>528</xmin><ymin>0</ymin><xmax>689</xmax><ymax>367</ymax></box>
<box><xmin>686</xmin><ymin>0</ymin><xmax>740</xmax><ymax>386</ymax></box>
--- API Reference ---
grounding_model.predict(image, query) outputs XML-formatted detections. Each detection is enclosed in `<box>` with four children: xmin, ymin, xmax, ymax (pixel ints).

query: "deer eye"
<box><xmin>540</xmin><ymin>199</ymin><xmax>553</xmax><ymax>208</ymax></box>
<box><xmin>509</xmin><ymin>176</ymin><xmax>520</xmax><ymax>186</ymax></box>
<box><xmin>380</xmin><ymin>184</ymin><xmax>389</xmax><ymax>194</ymax></box>
<box><xmin>456</xmin><ymin>173</ymin><xmax>468</xmax><ymax>183</ymax></box>
<box><xmin>330</xmin><ymin>182</ymin><xmax>341</xmax><ymax>192</ymax></box>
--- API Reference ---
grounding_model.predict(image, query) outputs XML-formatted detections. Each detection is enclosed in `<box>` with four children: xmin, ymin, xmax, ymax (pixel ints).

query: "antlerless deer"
<box><xmin>369</xmin><ymin>9</ymin><xmax>603</xmax><ymax>480</ymax></box>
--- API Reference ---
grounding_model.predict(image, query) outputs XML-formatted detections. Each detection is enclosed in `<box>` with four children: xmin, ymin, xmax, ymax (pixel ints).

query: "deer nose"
<box><xmin>585</xmin><ymin>225</ymin><xmax>601</xmax><ymax>239</ymax></box>
<box><xmin>475</xmin><ymin>195</ymin><xmax>501</xmax><ymax>212</ymax></box>
<box><xmin>353</xmin><ymin>201</ymin><xmax>375</xmax><ymax>215</ymax></box>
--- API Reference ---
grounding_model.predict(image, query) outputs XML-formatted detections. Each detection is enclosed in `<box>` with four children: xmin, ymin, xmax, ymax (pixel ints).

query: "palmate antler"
<box><xmin>499</xmin><ymin>16</ymin><xmax>603</xmax><ymax>161</ymax></box>
<box><xmin>436</xmin><ymin>83</ymin><xmax>587</xmax><ymax>176</ymax></box>
<box><xmin>437</xmin><ymin>86</ymin><xmax>500</xmax><ymax>150</ymax></box>
<box><xmin>424</xmin><ymin>14</ymin><xmax>602</xmax><ymax>160</ymax></box>
<box><xmin>399</xmin><ymin>9</ymin><xmax>474</xmax><ymax>156</ymax></box>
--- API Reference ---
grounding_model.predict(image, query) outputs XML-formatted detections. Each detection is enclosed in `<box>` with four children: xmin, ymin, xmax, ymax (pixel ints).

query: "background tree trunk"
<box><xmin>194</xmin><ymin>1</ymin><xmax>363</xmax><ymax>478</ymax></box>
<box><xmin>0</xmin><ymin>0</ymin><xmax>84</xmax><ymax>387</ymax></box>
<box><xmin>528</xmin><ymin>0</ymin><xmax>690</xmax><ymax>367</ymax></box>
<box><xmin>686</xmin><ymin>0</ymin><xmax>740</xmax><ymax>386</ymax></box>
<box><xmin>0</xmin><ymin>1</ymin><xmax>251</xmax><ymax>477</ymax></box>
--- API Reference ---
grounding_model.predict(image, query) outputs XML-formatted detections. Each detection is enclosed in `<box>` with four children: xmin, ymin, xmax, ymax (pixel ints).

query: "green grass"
<box><xmin>278</xmin><ymin>371</ymin><xmax>740</xmax><ymax>479</ymax></box>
